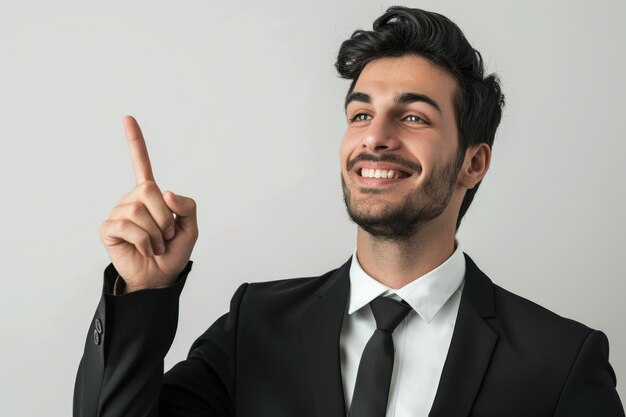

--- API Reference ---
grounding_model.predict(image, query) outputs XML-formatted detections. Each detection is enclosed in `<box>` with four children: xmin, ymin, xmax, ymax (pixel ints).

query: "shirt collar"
<box><xmin>348</xmin><ymin>240</ymin><xmax>466</xmax><ymax>323</ymax></box>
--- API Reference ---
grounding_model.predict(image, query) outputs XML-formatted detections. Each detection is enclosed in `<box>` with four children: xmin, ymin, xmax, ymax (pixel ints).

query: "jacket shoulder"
<box><xmin>491</xmin><ymin>282</ymin><xmax>594</xmax><ymax>343</ymax></box>
<box><xmin>249</xmin><ymin>265</ymin><xmax>340</xmax><ymax>293</ymax></box>
<box><xmin>464</xmin><ymin>253</ymin><xmax>595</xmax><ymax>341</ymax></box>
<box><xmin>238</xmin><ymin>262</ymin><xmax>346</xmax><ymax>313</ymax></box>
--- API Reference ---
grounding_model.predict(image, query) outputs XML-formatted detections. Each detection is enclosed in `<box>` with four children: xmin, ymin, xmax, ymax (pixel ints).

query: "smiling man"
<box><xmin>74</xmin><ymin>6</ymin><xmax>624</xmax><ymax>417</ymax></box>
<box><xmin>342</xmin><ymin>57</ymin><xmax>465</xmax><ymax>239</ymax></box>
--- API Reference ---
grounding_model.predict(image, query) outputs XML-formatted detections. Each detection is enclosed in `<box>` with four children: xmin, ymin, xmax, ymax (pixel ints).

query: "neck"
<box><xmin>355</xmin><ymin>215</ymin><xmax>457</xmax><ymax>289</ymax></box>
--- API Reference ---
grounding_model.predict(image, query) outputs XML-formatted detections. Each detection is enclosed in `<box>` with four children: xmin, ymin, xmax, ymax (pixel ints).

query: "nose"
<box><xmin>362</xmin><ymin>115</ymin><xmax>401</xmax><ymax>152</ymax></box>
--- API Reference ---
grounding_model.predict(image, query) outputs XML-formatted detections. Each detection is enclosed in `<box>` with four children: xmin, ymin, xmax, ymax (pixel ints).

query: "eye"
<box><xmin>404</xmin><ymin>114</ymin><xmax>427</xmax><ymax>124</ymax></box>
<box><xmin>350</xmin><ymin>113</ymin><xmax>372</xmax><ymax>123</ymax></box>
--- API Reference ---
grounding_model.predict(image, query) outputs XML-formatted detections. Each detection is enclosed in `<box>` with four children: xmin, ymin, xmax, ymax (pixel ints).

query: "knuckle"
<box><xmin>128</xmin><ymin>201</ymin><xmax>144</xmax><ymax>216</ymax></box>
<box><xmin>117</xmin><ymin>219</ymin><xmax>131</xmax><ymax>232</ymax></box>
<box><xmin>99</xmin><ymin>220</ymin><xmax>110</xmax><ymax>237</ymax></box>
<box><xmin>138</xmin><ymin>180</ymin><xmax>159</xmax><ymax>195</ymax></box>
<box><xmin>136</xmin><ymin>183</ymin><xmax>149</xmax><ymax>198</ymax></box>
<box><xmin>100</xmin><ymin>220</ymin><xmax>120</xmax><ymax>245</ymax></box>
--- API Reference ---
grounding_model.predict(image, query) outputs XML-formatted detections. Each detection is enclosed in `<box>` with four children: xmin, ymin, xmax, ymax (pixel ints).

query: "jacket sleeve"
<box><xmin>553</xmin><ymin>330</ymin><xmax>625</xmax><ymax>417</ymax></box>
<box><xmin>73</xmin><ymin>260</ymin><xmax>249</xmax><ymax>417</ymax></box>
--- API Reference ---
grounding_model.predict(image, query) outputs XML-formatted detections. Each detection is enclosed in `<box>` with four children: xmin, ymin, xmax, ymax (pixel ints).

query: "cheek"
<box><xmin>339</xmin><ymin>134</ymin><xmax>356</xmax><ymax>169</ymax></box>
<box><xmin>406</xmin><ymin>141</ymin><xmax>444</xmax><ymax>180</ymax></box>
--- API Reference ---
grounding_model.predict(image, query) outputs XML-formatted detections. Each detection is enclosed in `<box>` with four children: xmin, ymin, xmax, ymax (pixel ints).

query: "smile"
<box><xmin>358</xmin><ymin>168</ymin><xmax>410</xmax><ymax>179</ymax></box>
<box><xmin>353</xmin><ymin>165</ymin><xmax>413</xmax><ymax>188</ymax></box>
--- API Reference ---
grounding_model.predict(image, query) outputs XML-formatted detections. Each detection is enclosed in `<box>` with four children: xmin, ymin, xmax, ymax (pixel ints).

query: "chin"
<box><xmin>350</xmin><ymin>205</ymin><xmax>389</xmax><ymax>222</ymax></box>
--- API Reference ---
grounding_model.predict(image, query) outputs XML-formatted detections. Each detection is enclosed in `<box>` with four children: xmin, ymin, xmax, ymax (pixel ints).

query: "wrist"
<box><xmin>120</xmin><ymin>279</ymin><xmax>178</xmax><ymax>294</ymax></box>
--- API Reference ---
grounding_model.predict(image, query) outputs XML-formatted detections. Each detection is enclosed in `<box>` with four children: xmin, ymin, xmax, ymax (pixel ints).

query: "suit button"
<box><xmin>94</xmin><ymin>318</ymin><xmax>103</xmax><ymax>334</ymax></box>
<box><xmin>94</xmin><ymin>329</ymin><xmax>101</xmax><ymax>345</ymax></box>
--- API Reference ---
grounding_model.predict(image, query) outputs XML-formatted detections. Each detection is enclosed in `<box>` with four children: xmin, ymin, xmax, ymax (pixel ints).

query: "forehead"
<box><xmin>351</xmin><ymin>54</ymin><xmax>458</xmax><ymax>111</ymax></box>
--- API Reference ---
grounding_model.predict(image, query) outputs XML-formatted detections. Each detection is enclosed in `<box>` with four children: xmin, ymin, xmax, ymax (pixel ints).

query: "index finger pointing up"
<box><xmin>123</xmin><ymin>115</ymin><xmax>155</xmax><ymax>184</ymax></box>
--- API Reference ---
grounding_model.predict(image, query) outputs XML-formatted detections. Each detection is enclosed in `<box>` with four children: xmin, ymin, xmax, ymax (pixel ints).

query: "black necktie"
<box><xmin>348</xmin><ymin>296</ymin><xmax>412</xmax><ymax>417</ymax></box>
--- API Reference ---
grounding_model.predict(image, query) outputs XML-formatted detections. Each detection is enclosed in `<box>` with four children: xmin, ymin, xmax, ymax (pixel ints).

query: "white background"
<box><xmin>1</xmin><ymin>0</ymin><xmax>625</xmax><ymax>415</ymax></box>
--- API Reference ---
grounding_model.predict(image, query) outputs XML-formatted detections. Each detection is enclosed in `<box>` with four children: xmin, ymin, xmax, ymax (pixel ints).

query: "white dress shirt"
<box><xmin>339</xmin><ymin>241</ymin><xmax>466</xmax><ymax>417</ymax></box>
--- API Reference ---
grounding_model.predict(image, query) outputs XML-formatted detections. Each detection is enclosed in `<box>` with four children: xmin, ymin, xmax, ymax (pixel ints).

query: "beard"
<box><xmin>341</xmin><ymin>151</ymin><xmax>463</xmax><ymax>242</ymax></box>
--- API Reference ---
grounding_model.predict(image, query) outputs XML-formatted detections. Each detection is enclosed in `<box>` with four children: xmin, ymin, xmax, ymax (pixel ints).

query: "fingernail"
<box><xmin>165</xmin><ymin>226</ymin><xmax>175</xmax><ymax>240</ymax></box>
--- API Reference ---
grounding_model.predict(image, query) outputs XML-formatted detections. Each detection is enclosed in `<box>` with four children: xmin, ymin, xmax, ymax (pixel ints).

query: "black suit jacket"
<box><xmin>74</xmin><ymin>253</ymin><xmax>624</xmax><ymax>416</ymax></box>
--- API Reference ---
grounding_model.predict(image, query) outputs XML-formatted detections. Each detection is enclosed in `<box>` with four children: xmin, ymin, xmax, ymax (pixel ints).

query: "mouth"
<box><xmin>358</xmin><ymin>167</ymin><xmax>411</xmax><ymax>179</ymax></box>
<box><xmin>352</xmin><ymin>163</ymin><xmax>413</xmax><ymax>188</ymax></box>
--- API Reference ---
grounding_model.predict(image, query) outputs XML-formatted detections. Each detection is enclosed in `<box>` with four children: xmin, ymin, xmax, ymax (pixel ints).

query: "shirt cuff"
<box><xmin>113</xmin><ymin>274</ymin><xmax>126</xmax><ymax>296</ymax></box>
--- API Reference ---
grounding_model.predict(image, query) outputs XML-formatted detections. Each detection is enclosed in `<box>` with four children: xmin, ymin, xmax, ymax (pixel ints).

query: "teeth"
<box><xmin>360</xmin><ymin>168</ymin><xmax>400</xmax><ymax>179</ymax></box>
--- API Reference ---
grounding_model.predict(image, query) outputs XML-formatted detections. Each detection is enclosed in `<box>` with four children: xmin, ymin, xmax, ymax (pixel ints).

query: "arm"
<box><xmin>75</xmin><ymin>116</ymin><xmax>221</xmax><ymax>416</ymax></box>
<box><xmin>553</xmin><ymin>330</ymin><xmax>625</xmax><ymax>417</ymax></box>
<box><xmin>73</xmin><ymin>261</ymin><xmax>247</xmax><ymax>417</ymax></box>
<box><xmin>73</xmin><ymin>261</ymin><xmax>192</xmax><ymax>417</ymax></box>
<box><xmin>159</xmin><ymin>281</ymin><xmax>249</xmax><ymax>416</ymax></box>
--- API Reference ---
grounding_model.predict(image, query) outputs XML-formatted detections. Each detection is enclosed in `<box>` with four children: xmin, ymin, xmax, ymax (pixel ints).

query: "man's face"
<box><xmin>340</xmin><ymin>54</ymin><xmax>463</xmax><ymax>240</ymax></box>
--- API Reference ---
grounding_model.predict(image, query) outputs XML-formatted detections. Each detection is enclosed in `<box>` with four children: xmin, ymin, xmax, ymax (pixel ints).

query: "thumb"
<box><xmin>163</xmin><ymin>190</ymin><xmax>197</xmax><ymax>227</ymax></box>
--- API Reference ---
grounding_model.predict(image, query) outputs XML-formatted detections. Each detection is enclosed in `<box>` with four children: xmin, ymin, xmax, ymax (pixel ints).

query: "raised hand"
<box><xmin>99</xmin><ymin>116</ymin><xmax>199</xmax><ymax>293</ymax></box>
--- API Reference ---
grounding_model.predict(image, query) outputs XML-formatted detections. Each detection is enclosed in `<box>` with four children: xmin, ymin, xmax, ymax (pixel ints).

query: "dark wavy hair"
<box><xmin>335</xmin><ymin>6</ymin><xmax>505</xmax><ymax>231</ymax></box>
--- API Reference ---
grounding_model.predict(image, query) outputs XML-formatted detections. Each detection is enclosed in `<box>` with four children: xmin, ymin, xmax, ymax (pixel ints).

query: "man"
<box><xmin>73</xmin><ymin>6</ymin><xmax>624</xmax><ymax>417</ymax></box>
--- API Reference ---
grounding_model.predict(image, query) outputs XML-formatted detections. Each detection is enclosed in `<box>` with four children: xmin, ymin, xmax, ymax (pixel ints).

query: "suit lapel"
<box><xmin>302</xmin><ymin>257</ymin><xmax>352</xmax><ymax>417</ymax></box>
<box><xmin>301</xmin><ymin>252</ymin><xmax>499</xmax><ymax>417</ymax></box>
<box><xmin>429</xmin><ymin>252</ymin><xmax>499</xmax><ymax>417</ymax></box>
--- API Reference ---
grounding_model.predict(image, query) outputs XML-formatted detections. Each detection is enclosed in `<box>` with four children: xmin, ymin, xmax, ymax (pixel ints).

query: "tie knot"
<box><xmin>370</xmin><ymin>296</ymin><xmax>411</xmax><ymax>333</ymax></box>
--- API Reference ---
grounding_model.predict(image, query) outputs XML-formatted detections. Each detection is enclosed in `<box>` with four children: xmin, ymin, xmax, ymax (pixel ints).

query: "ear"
<box><xmin>458</xmin><ymin>143</ymin><xmax>491</xmax><ymax>189</ymax></box>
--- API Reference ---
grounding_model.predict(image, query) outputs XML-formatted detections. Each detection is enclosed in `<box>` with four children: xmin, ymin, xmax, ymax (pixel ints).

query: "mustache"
<box><xmin>347</xmin><ymin>152</ymin><xmax>422</xmax><ymax>174</ymax></box>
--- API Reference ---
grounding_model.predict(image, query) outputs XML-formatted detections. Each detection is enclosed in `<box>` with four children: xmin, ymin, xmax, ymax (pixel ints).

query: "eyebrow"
<box><xmin>344</xmin><ymin>91</ymin><xmax>442</xmax><ymax>114</ymax></box>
